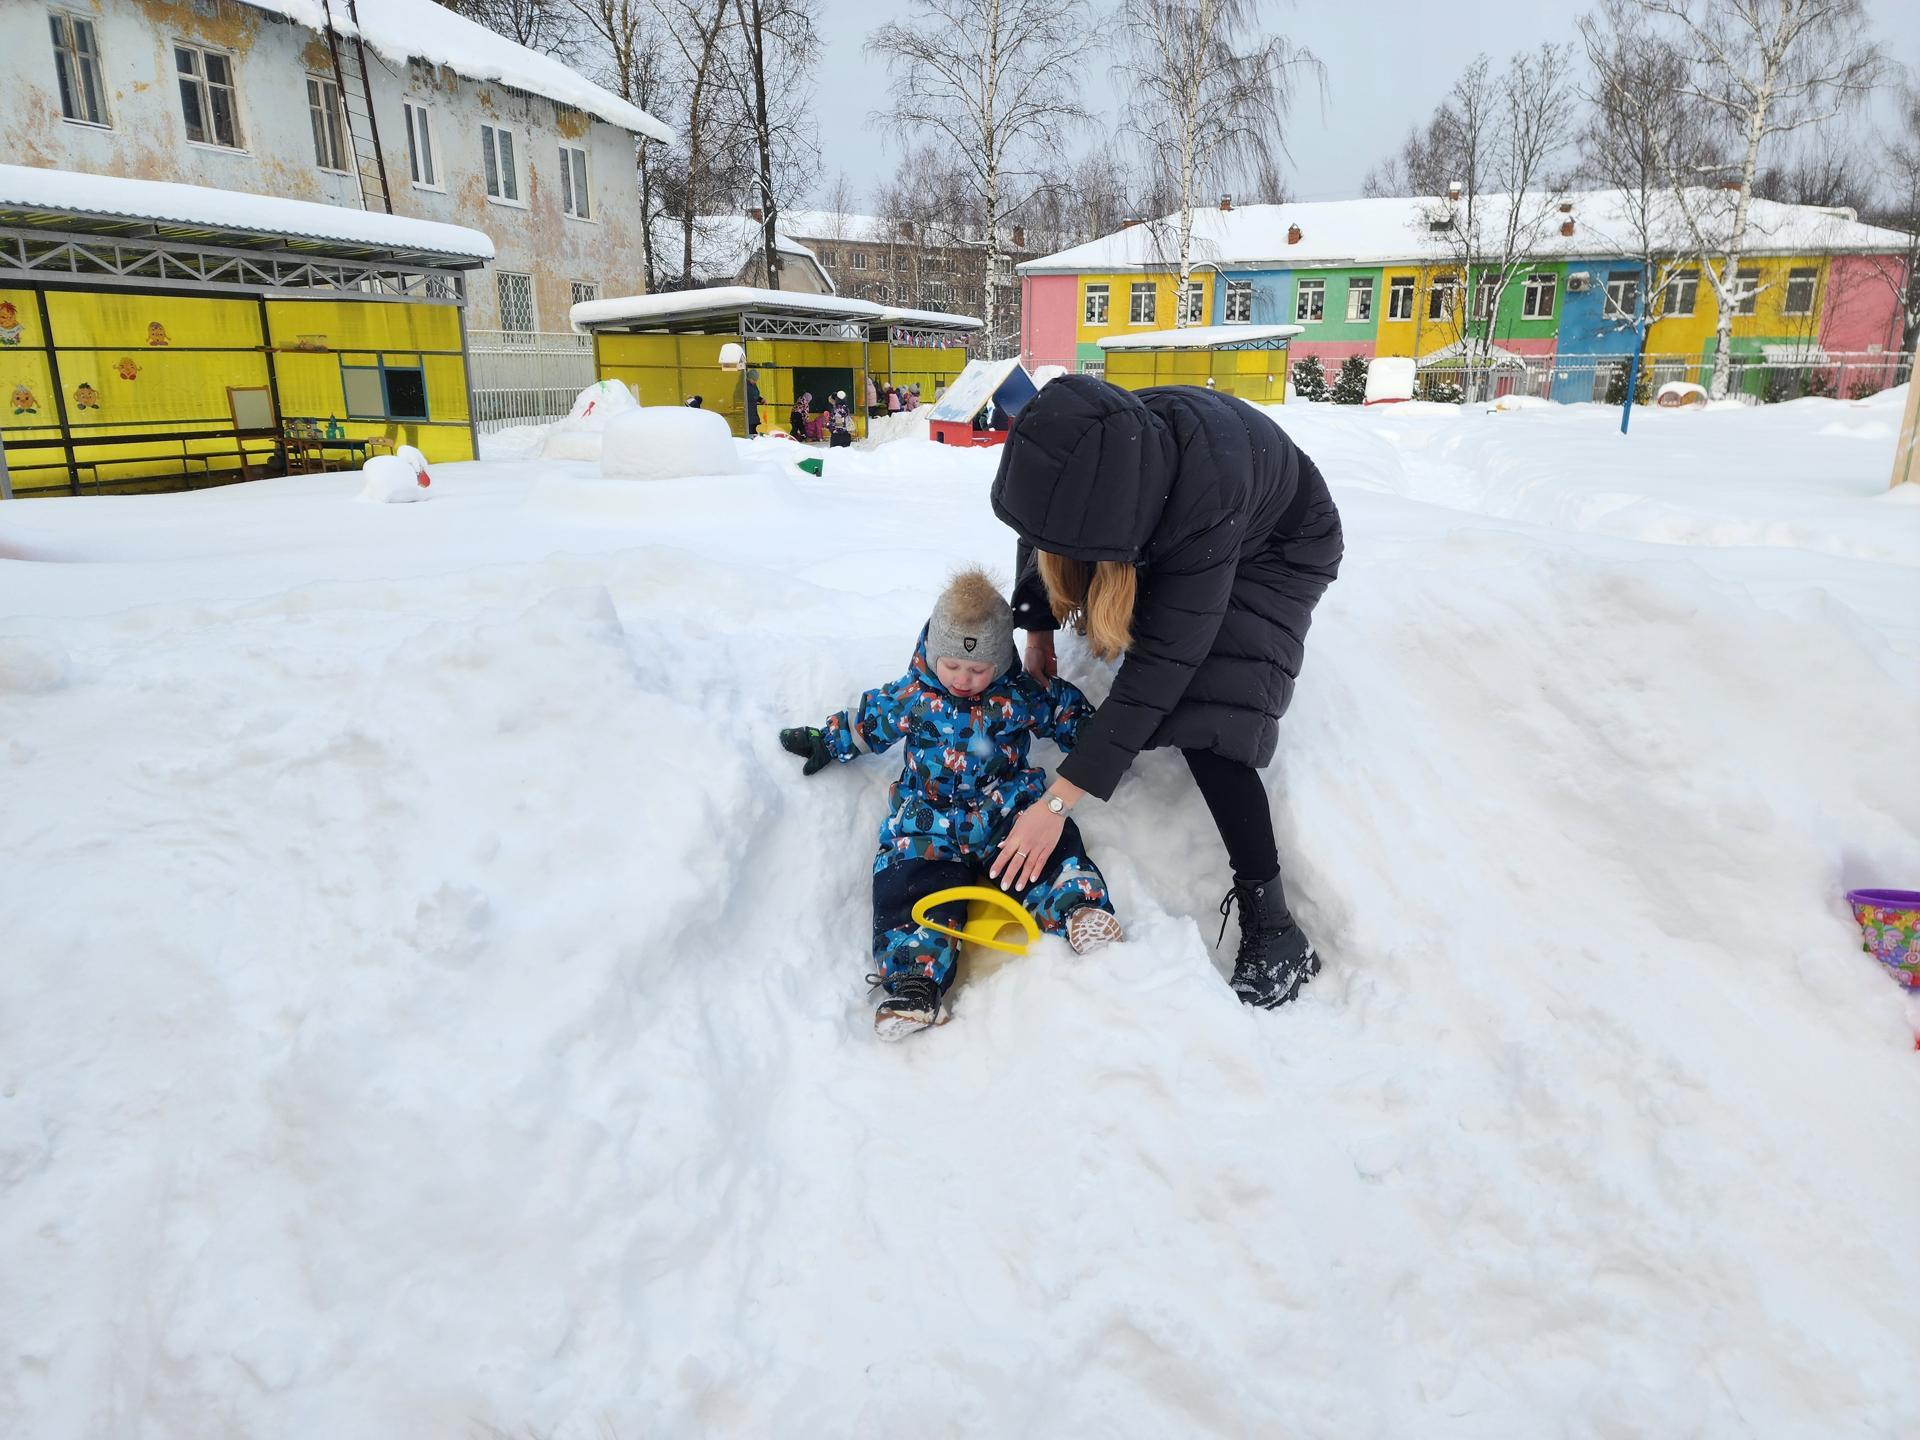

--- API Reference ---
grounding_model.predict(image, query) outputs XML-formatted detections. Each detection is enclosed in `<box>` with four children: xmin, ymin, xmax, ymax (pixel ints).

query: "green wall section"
<box><xmin>1284</xmin><ymin>268</ymin><xmax>1384</xmax><ymax>341</ymax></box>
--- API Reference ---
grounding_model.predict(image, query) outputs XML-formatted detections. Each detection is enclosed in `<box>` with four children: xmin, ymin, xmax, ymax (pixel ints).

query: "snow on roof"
<box><xmin>1022</xmin><ymin>190</ymin><xmax>1916</xmax><ymax>275</ymax></box>
<box><xmin>244</xmin><ymin>0</ymin><xmax>674</xmax><ymax>143</ymax></box>
<box><xmin>1099</xmin><ymin>324</ymin><xmax>1302</xmax><ymax>351</ymax></box>
<box><xmin>650</xmin><ymin>216</ymin><xmax>827</xmax><ymax>287</ymax></box>
<box><xmin>0</xmin><ymin>162</ymin><xmax>494</xmax><ymax>261</ymax></box>
<box><xmin>928</xmin><ymin>358</ymin><xmax>1032</xmax><ymax>421</ymax></box>
<box><xmin>570</xmin><ymin>286</ymin><xmax>981</xmax><ymax>332</ymax></box>
<box><xmin>1421</xmin><ymin>339</ymin><xmax>1531</xmax><ymax>367</ymax></box>
<box><xmin>779</xmin><ymin>210</ymin><xmax>894</xmax><ymax>244</ymax></box>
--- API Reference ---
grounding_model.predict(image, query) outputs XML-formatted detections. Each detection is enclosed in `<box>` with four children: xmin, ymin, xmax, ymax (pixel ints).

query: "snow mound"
<box><xmin>538</xmin><ymin>381</ymin><xmax>641</xmax><ymax>462</ymax></box>
<box><xmin>1490</xmin><ymin>392</ymin><xmax>1553</xmax><ymax>412</ymax></box>
<box><xmin>600</xmin><ymin>407</ymin><xmax>744</xmax><ymax>481</ymax></box>
<box><xmin>357</xmin><ymin>454</ymin><xmax>430</xmax><ymax>503</ymax></box>
<box><xmin>1032</xmin><ymin>364</ymin><xmax>1069</xmax><ymax>387</ymax></box>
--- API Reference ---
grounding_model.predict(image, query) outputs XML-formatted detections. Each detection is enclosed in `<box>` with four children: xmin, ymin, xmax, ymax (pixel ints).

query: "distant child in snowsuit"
<box><xmin>780</xmin><ymin>570</ymin><xmax>1122</xmax><ymax>1038</ymax></box>
<box><xmin>828</xmin><ymin>391</ymin><xmax>853</xmax><ymax>448</ymax></box>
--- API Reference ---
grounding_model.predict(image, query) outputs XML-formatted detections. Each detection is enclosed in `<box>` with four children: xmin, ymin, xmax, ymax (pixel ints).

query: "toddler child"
<box><xmin>780</xmin><ymin>570</ymin><xmax>1122</xmax><ymax>1038</ymax></box>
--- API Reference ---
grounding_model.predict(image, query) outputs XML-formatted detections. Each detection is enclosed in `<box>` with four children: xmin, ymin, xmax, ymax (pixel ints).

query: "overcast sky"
<box><xmin>800</xmin><ymin>0</ymin><xmax>1920</xmax><ymax>209</ymax></box>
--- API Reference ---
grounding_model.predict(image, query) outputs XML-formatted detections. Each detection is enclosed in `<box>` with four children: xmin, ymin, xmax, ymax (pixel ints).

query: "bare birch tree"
<box><xmin>724</xmin><ymin>0</ymin><xmax>818</xmax><ymax>288</ymax></box>
<box><xmin>1119</xmin><ymin>0</ymin><xmax>1320</xmax><ymax>325</ymax></box>
<box><xmin>1624</xmin><ymin>0</ymin><xmax>1887</xmax><ymax>396</ymax></box>
<box><xmin>644</xmin><ymin>0</ymin><xmax>747</xmax><ymax>286</ymax></box>
<box><xmin>871</xmin><ymin>0</ymin><xmax>1094</xmax><ymax>356</ymax></box>
<box><xmin>438</xmin><ymin>0</ymin><xmax>580</xmax><ymax>56</ymax></box>
<box><xmin>569</xmin><ymin>0</ymin><xmax>674</xmax><ymax>289</ymax></box>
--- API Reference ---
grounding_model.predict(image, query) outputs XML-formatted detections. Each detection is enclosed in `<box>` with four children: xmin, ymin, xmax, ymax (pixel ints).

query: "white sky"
<box><xmin>800</xmin><ymin>0</ymin><xmax>1920</xmax><ymax>208</ymax></box>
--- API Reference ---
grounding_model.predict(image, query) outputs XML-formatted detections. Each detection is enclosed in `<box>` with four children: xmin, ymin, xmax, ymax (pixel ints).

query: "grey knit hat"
<box><xmin>925</xmin><ymin>569</ymin><xmax>1015</xmax><ymax>680</ymax></box>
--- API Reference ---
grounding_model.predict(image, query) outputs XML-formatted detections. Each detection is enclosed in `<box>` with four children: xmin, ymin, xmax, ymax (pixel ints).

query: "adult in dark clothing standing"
<box><xmin>986</xmin><ymin>375</ymin><xmax>1343</xmax><ymax>1007</ymax></box>
<box><xmin>744</xmin><ymin>369</ymin><xmax>762</xmax><ymax>436</ymax></box>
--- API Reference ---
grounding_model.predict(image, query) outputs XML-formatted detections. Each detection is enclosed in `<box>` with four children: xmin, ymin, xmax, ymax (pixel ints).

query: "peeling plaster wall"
<box><xmin>6</xmin><ymin>0</ymin><xmax>647</xmax><ymax>329</ymax></box>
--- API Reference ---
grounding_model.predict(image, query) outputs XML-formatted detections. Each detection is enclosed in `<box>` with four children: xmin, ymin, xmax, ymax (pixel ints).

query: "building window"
<box><xmin>1783</xmin><ymin>266</ymin><xmax>1817</xmax><ymax>316</ymax></box>
<box><xmin>481</xmin><ymin>123</ymin><xmax>521</xmax><ymax>204</ymax></box>
<box><xmin>1604</xmin><ymin>271</ymin><xmax>1641</xmax><ymax>320</ymax></box>
<box><xmin>1472</xmin><ymin>275</ymin><xmax>1498</xmax><ymax>322</ymax></box>
<box><xmin>1346</xmin><ymin>277</ymin><xmax>1373</xmax><ymax>323</ymax></box>
<box><xmin>1428</xmin><ymin>275</ymin><xmax>1457</xmax><ymax>321</ymax></box>
<box><xmin>1664</xmin><ymin>269</ymin><xmax>1698</xmax><ymax>317</ymax></box>
<box><xmin>1590</xmin><ymin>360</ymin><xmax>1626</xmax><ymax>404</ymax></box>
<box><xmin>496</xmin><ymin>270</ymin><xmax>534</xmax><ymax>332</ymax></box>
<box><xmin>175</xmin><ymin>43</ymin><xmax>242</xmax><ymax>149</ymax></box>
<box><xmin>851</xmin><ymin>251</ymin><xmax>868</xmax><ymax>271</ymax></box>
<box><xmin>1521</xmin><ymin>272</ymin><xmax>1556</xmax><ymax>319</ymax></box>
<box><xmin>876</xmin><ymin>283</ymin><xmax>892</xmax><ymax>302</ymax></box>
<box><xmin>307</xmin><ymin>75</ymin><xmax>347</xmax><ymax>171</ymax></box>
<box><xmin>559</xmin><ymin>144</ymin><xmax>591</xmax><ymax>219</ymax></box>
<box><xmin>570</xmin><ymin>280</ymin><xmax>598</xmax><ymax>307</ymax></box>
<box><xmin>403</xmin><ymin>102</ymin><xmax>438</xmax><ymax>189</ymax></box>
<box><xmin>342</xmin><ymin>357</ymin><xmax>430</xmax><ymax>422</ymax></box>
<box><xmin>1129</xmin><ymin>282</ymin><xmax>1157</xmax><ymax>325</ymax></box>
<box><xmin>1179</xmin><ymin>281</ymin><xmax>1204</xmax><ymax>325</ymax></box>
<box><xmin>1733</xmin><ymin>266</ymin><xmax>1760</xmax><ymax>316</ymax></box>
<box><xmin>1295</xmin><ymin>279</ymin><xmax>1324</xmax><ymax>323</ymax></box>
<box><xmin>50</xmin><ymin>12</ymin><xmax>109</xmax><ymax>127</ymax></box>
<box><xmin>1387</xmin><ymin>276</ymin><xmax>1414</xmax><ymax>320</ymax></box>
<box><xmin>1224</xmin><ymin>280</ymin><xmax>1253</xmax><ymax>323</ymax></box>
<box><xmin>1084</xmin><ymin>283</ymin><xmax>1109</xmax><ymax>325</ymax></box>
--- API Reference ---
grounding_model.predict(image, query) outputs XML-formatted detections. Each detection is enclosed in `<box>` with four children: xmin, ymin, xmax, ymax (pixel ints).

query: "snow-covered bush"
<box><xmin>1418</xmin><ymin>375</ymin><xmax>1465</xmax><ymax>404</ymax></box>
<box><xmin>600</xmin><ymin>406</ymin><xmax>744</xmax><ymax>481</ymax></box>
<box><xmin>539</xmin><ymin>380</ymin><xmax>640</xmax><ymax>462</ymax></box>
<box><xmin>358</xmin><ymin>453</ymin><xmax>429</xmax><ymax>503</ymax></box>
<box><xmin>1330</xmin><ymin>356</ymin><xmax>1369</xmax><ymax>405</ymax></box>
<box><xmin>1290</xmin><ymin>355</ymin><xmax>1328</xmax><ymax>402</ymax></box>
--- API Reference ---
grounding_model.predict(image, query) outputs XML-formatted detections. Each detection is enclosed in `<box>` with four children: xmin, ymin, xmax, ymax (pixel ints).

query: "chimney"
<box><xmin>900</xmin><ymin>219</ymin><xmax>914</xmax><ymax>240</ymax></box>
<box><xmin>1219</xmin><ymin>194</ymin><xmax>1233</xmax><ymax>212</ymax></box>
<box><xmin>1447</xmin><ymin>179</ymin><xmax>1462</xmax><ymax>202</ymax></box>
<box><xmin>1287</xmin><ymin>224</ymin><xmax>1302</xmax><ymax>245</ymax></box>
<box><xmin>1011</xmin><ymin>224</ymin><xmax>1025</xmax><ymax>248</ymax></box>
<box><xmin>747</xmin><ymin>206</ymin><xmax>763</xmax><ymax>223</ymax></box>
<box><xmin>1121</xmin><ymin>216</ymin><xmax>1142</xmax><ymax>230</ymax></box>
<box><xmin>1558</xmin><ymin>200</ymin><xmax>1573</xmax><ymax>214</ymax></box>
<box><xmin>1720</xmin><ymin>180</ymin><xmax>1743</xmax><ymax>192</ymax></box>
<box><xmin>1560</xmin><ymin>217</ymin><xmax>1575</xmax><ymax>237</ymax></box>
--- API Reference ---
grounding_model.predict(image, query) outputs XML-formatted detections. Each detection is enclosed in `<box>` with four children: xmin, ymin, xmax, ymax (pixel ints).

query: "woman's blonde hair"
<box><xmin>1036</xmin><ymin>551</ymin><xmax>1137</xmax><ymax>662</ymax></box>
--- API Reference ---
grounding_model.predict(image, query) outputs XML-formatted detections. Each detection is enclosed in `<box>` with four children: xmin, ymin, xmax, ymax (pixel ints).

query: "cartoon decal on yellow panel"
<box><xmin>0</xmin><ymin>301</ymin><xmax>21</xmax><ymax>346</ymax></box>
<box><xmin>72</xmin><ymin>382</ymin><xmax>99</xmax><ymax>410</ymax></box>
<box><xmin>147</xmin><ymin>321</ymin><xmax>170</xmax><ymax>347</ymax></box>
<box><xmin>11</xmin><ymin>383</ymin><xmax>36</xmax><ymax>414</ymax></box>
<box><xmin>114</xmin><ymin>358</ymin><xmax>141</xmax><ymax>381</ymax></box>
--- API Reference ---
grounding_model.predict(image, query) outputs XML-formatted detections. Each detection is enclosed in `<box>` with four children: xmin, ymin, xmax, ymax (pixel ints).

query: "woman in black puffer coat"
<box><xmin>984</xmin><ymin>376</ymin><xmax>1342</xmax><ymax>1007</ymax></box>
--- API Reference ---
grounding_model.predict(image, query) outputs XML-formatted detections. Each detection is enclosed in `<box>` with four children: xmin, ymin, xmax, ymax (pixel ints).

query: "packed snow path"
<box><xmin>3</xmin><ymin>398</ymin><xmax>1917</xmax><ymax>1437</ymax></box>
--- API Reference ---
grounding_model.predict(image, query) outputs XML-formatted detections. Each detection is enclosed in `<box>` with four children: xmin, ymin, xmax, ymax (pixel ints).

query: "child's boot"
<box><xmin>869</xmin><ymin>969</ymin><xmax>945</xmax><ymax>1041</ymax></box>
<box><xmin>1066</xmin><ymin>905</ymin><xmax>1123</xmax><ymax>955</ymax></box>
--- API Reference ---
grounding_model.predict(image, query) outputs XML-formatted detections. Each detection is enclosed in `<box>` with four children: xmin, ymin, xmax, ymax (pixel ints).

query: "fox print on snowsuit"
<box><xmin>819</xmin><ymin>627</ymin><xmax>1116</xmax><ymax>991</ymax></box>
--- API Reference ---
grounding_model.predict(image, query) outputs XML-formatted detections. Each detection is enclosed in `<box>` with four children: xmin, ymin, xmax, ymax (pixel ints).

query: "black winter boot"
<box><xmin>1217</xmin><ymin>874</ymin><xmax>1320</xmax><ymax>1008</ymax></box>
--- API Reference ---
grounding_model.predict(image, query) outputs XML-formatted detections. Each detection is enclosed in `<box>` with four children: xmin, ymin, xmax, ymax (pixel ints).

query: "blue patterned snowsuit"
<box><xmin>822</xmin><ymin>628</ymin><xmax>1116</xmax><ymax>990</ymax></box>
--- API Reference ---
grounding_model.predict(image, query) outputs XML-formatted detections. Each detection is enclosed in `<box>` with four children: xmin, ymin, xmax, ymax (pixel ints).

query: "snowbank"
<box><xmin>537</xmin><ymin>380</ymin><xmax>639</xmax><ymax>462</ymax></box>
<box><xmin>599</xmin><ymin>407</ymin><xmax>743</xmax><ymax>482</ymax></box>
<box><xmin>1</xmin><ymin>397</ymin><xmax>1916</xmax><ymax>1437</ymax></box>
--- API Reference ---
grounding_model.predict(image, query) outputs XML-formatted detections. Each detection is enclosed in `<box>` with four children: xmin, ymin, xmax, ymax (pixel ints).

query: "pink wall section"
<box><xmin>1287</xmin><ymin>340</ymin><xmax>1373</xmax><ymax>368</ymax></box>
<box><xmin>1820</xmin><ymin>255</ymin><xmax>1908</xmax><ymax>354</ymax></box>
<box><xmin>1021</xmin><ymin>275</ymin><xmax>1079</xmax><ymax>371</ymax></box>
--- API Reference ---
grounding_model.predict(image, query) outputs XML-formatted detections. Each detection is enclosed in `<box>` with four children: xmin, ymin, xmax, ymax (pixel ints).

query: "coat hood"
<box><xmin>990</xmin><ymin>375</ymin><xmax>1178</xmax><ymax>564</ymax></box>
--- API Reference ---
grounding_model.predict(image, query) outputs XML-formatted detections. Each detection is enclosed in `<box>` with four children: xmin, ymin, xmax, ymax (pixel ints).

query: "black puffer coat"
<box><xmin>991</xmin><ymin>377</ymin><xmax>1342</xmax><ymax>800</ymax></box>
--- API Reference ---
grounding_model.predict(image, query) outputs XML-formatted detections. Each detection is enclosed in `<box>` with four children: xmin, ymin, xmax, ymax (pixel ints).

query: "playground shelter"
<box><xmin>1098</xmin><ymin>324</ymin><xmax>1302</xmax><ymax>404</ymax></box>
<box><xmin>570</xmin><ymin>287</ymin><xmax>980</xmax><ymax>438</ymax></box>
<box><xmin>927</xmin><ymin>358</ymin><xmax>1040</xmax><ymax>446</ymax></box>
<box><xmin>0</xmin><ymin>166</ymin><xmax>492</xmax><ymax>496</ymax></box>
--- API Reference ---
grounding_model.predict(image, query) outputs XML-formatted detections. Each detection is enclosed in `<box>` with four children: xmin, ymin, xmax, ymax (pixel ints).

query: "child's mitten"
<box><xmin>779</xmin><ymin>725</ymin><xmax>832</xmax><ymax>777</ymax></box>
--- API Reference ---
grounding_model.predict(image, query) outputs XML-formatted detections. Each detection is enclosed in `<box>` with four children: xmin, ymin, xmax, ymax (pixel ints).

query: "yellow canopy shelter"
<box><xmin>1098</xmin><ymin>323</ymin><xmax>1304</xmax><ymax>404</ymax></box>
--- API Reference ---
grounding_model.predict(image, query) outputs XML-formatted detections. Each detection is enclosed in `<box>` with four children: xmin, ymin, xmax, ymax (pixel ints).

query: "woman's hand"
<box><xmin>989</xmin><ymin>800</ymin><xmax>1066</xmax><ymax>892</ymax></box>
<box><xmin>1025</xmin><ymin>631</ymin><xmax>1057</xmax><ymax>682</ymax></box>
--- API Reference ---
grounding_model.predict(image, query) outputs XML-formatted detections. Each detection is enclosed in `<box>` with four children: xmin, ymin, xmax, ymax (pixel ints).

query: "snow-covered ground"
<box><xmin>3</xmin><ymin>395</ymin><xmax>1917</xmax><ymax>1437</ymax></box>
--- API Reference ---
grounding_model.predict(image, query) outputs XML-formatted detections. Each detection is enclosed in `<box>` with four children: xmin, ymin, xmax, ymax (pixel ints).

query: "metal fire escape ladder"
<box><xmin>321</xmin><ymin>0</ymin><xmax>393</xmax><ymax>214</ymax></box>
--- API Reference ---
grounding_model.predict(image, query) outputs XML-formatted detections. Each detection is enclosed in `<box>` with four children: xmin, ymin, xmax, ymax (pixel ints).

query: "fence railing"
<box><xmin>1409</xmin><ymin>349</ymin><xmax>1913</xmax><ymax>406</ymax></box>
<box><xmin>467</xmin><ymin>329</ymin><xmax>597</xmax><ymax>433</ymax></box>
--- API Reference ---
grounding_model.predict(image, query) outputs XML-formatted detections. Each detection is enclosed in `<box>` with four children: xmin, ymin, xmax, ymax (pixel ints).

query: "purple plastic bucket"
<box><xmin>1846</xmin><ymin>889</ymin><xmax>1920</xmax><ymax>990</ymax></box>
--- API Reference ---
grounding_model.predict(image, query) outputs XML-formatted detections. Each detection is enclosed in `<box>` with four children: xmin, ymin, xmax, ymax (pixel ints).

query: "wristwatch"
<box><xmin>1045</xmin><ymin>794</ymin><xmax>1070</xmax><ymax>816</ymax></box>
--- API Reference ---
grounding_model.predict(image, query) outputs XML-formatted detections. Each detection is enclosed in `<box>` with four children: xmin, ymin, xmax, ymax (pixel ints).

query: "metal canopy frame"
<box><xmin>739</xmin><ymin>310</ymin><xmax>867</xmax><ymax>342</ymax></box>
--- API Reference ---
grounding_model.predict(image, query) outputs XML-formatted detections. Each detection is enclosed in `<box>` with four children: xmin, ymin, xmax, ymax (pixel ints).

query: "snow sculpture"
<box><xmin>599</xmin><ymin>406</ymin><xmax>744</xmax><ymax>481</ymax></box>
<box><xmin>539</xmin><ymin>380</ymin><xmax>641</xmax><ymax>461</ymax></box>
<box><xmin>359</xmin><ymin>453</ymin><xmax>430</xmax><ymax>503</ymax></box>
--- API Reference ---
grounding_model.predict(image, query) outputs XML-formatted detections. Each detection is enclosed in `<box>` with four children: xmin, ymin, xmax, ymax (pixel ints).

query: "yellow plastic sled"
<box><xmin>909</xmin><ymin>885</ymin><xmax>1041</xmax><ymax>956</ymax></box>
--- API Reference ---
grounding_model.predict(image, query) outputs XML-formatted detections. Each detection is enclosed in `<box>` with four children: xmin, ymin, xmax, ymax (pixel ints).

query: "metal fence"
<box><xmin>1412</xmin><ymin>349</ymin><xmax>1913</xmax><ymax>406</ymax></box>
<box><xmin>467</xmin><ymin>329</ymin><xmax>597</xmax><ymax>433</ymax></box>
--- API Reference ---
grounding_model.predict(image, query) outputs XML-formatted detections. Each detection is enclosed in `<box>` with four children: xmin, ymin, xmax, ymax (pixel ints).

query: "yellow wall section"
<box><xmin>1104</xmin><ymin>346</ymin><xmax>1286</xmax><ymax>403</ymax></box>
<box><xmin>1644</xmin><ymin>255</ymin><xmax>1828</xmax><ymax>354</ymax></box>
<box><xmin>1076</xmin><ymin>272</ymin><xmax>1212</xmax><ymax>345</ymax></box>
<box><xmin>265</xmin><ymin>299</ymin><xmax>463</xmax><ymax>353</ymax></box>
<box><xmin>1372</xmin><ymin>267</ymin><xmax>1423</xmax><ymax>357</ymax></box>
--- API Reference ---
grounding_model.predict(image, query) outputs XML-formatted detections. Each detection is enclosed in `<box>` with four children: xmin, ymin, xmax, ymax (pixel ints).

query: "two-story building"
<box><xmin>7</xmin><ymin>0</ymin><xmax>673</xmax><ymax>333</ymax></box>
<box><xmin>1018</xmin><ymin>191</ymin><xmax>1912</xmax><ymax>401</ymax></box>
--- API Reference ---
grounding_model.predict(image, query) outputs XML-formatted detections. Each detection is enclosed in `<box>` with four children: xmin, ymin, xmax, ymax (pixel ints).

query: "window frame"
<box><xmin>1783</xmin><ymin>266</ymin><xmax>1818</xmax><ymax>317</ymax></box>
<box><xmin>1346</xmin><ymin>277</ymin><xmax>1373</xmax><ymax>323</ymax></box>
<box><xmin>339</xmin><ymin>354</ymin><xmax>431</xmax><ymax>423</ymax></box>
<box><xmin>495</xmin><ymin>269</ymin><xmax>536</xmax><ymax>333</ymax></box>
<box><xmin>851</xmin><ymin>251</ymin><xmax>868</xmax><ymax>271</ymax></box>
<box><xmin>174</xmin><ymin>40</ymin><xmax>244</xmax><ymax>151</ymax></box>
<box><xmin>1472</xmin><ymin>274</ymin><xmax>1499</xmax><ymax>323</ymax></box>
<box><xmin>1664</xmin><ymin>269</ymin><xmax>1698</xmax><ymax>318</ymax></box>
<box><xmin>1224</xmin><ymin>280</ymin><xmax>1253</xmax><ymax>324</ymax></box>
<box><xmin>1733</xmin><ymin>266</ymin><xmax>1761</xmax><ymax>316</ymax></box>
<box><xmin>1179</xmin><ymin>280</ymin><xmax>1204</xmax><ymax>325</ymax></box>
<box><xmin>1083</xmin><ymin>283</ymin><xmax>1110</xmax><ymax>326</ymax></box>
<box><xmin>570</xmin><ymin>280</ymin><xmax>599</xmax><ymax>308</ymax></box>
<box><xmin>50</xmin><ymin>10</ymin><xmax>111</xmax><ymax>128</ymax></box>
<box><xmin>1386</xmin><ymin>276</ymin><xmax>1414</xmax><ymax>321</ymax></box>
<box><xmin>1603</xmin><ymin>271</ymin><xmax>1641</xmax><ymax>321</ymax></box>
<box><xmin>402</xmin><ymin>101</ymin><xmax>441</xmax><ymax>191</ymax></box>
<box><xmin>558</xmin><ymin>143</ymin><xmax>593</xmax><ymax>221</ymax></box>
<box><xmin>306</xmin><ymin>73</ymin><xmax>348</xmax><ymax>173</ymax></box>
<box><xmin>1295</xmin><ymin>278</ymin><xmax>1325</xmax><ymax>324</ymax></box>
<box><xmin>1128</xmin><ymin>281</ymin><xmax>1156</xmax><ymax>326</ymax></box>
<box><xmin>1427</xmin><ymin>275</ymin><xmax>1459</xmax><ymax>322</ymax></box>
<box><xmin>480</xmin><ymin>122</ymin><xmax>525</xmax><ymax>208</ymax></box>
<box><xmin>1521</xmin><ymin>272</ymin><xmax>1556</xmax><ymax>320</ymax></box>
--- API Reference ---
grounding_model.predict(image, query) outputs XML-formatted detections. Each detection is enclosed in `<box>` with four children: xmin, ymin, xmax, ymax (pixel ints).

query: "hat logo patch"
<box><xmin>963</xmin><ymin>636</ymin><xmax>977</xmax><ymax>653</ymax></box>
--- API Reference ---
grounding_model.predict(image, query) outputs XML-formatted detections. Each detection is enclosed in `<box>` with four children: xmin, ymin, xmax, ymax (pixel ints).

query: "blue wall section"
<box><xmin>1208</xmin><ymin>268</ymin><xmax>1292</xmax><ymax>327</ymax></box>
<box><xmin>1552</xmin><ymin>258</ymin><xmax>1644</xmax><ymax>401</ymax></box>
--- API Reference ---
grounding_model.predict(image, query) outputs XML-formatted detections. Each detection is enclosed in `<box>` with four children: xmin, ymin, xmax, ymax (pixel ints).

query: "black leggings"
<box><xmin>1182</xmin><ymin>748</ymin><xmax>1281</xmax><ymax>889</ymax></box>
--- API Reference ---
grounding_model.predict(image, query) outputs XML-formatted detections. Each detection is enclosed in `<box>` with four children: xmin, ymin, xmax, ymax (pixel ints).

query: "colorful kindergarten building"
<box><xmin>1017</xmin><ymin>191</ymin><xmax>1913</xmax><ymax>401</ymax></box>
